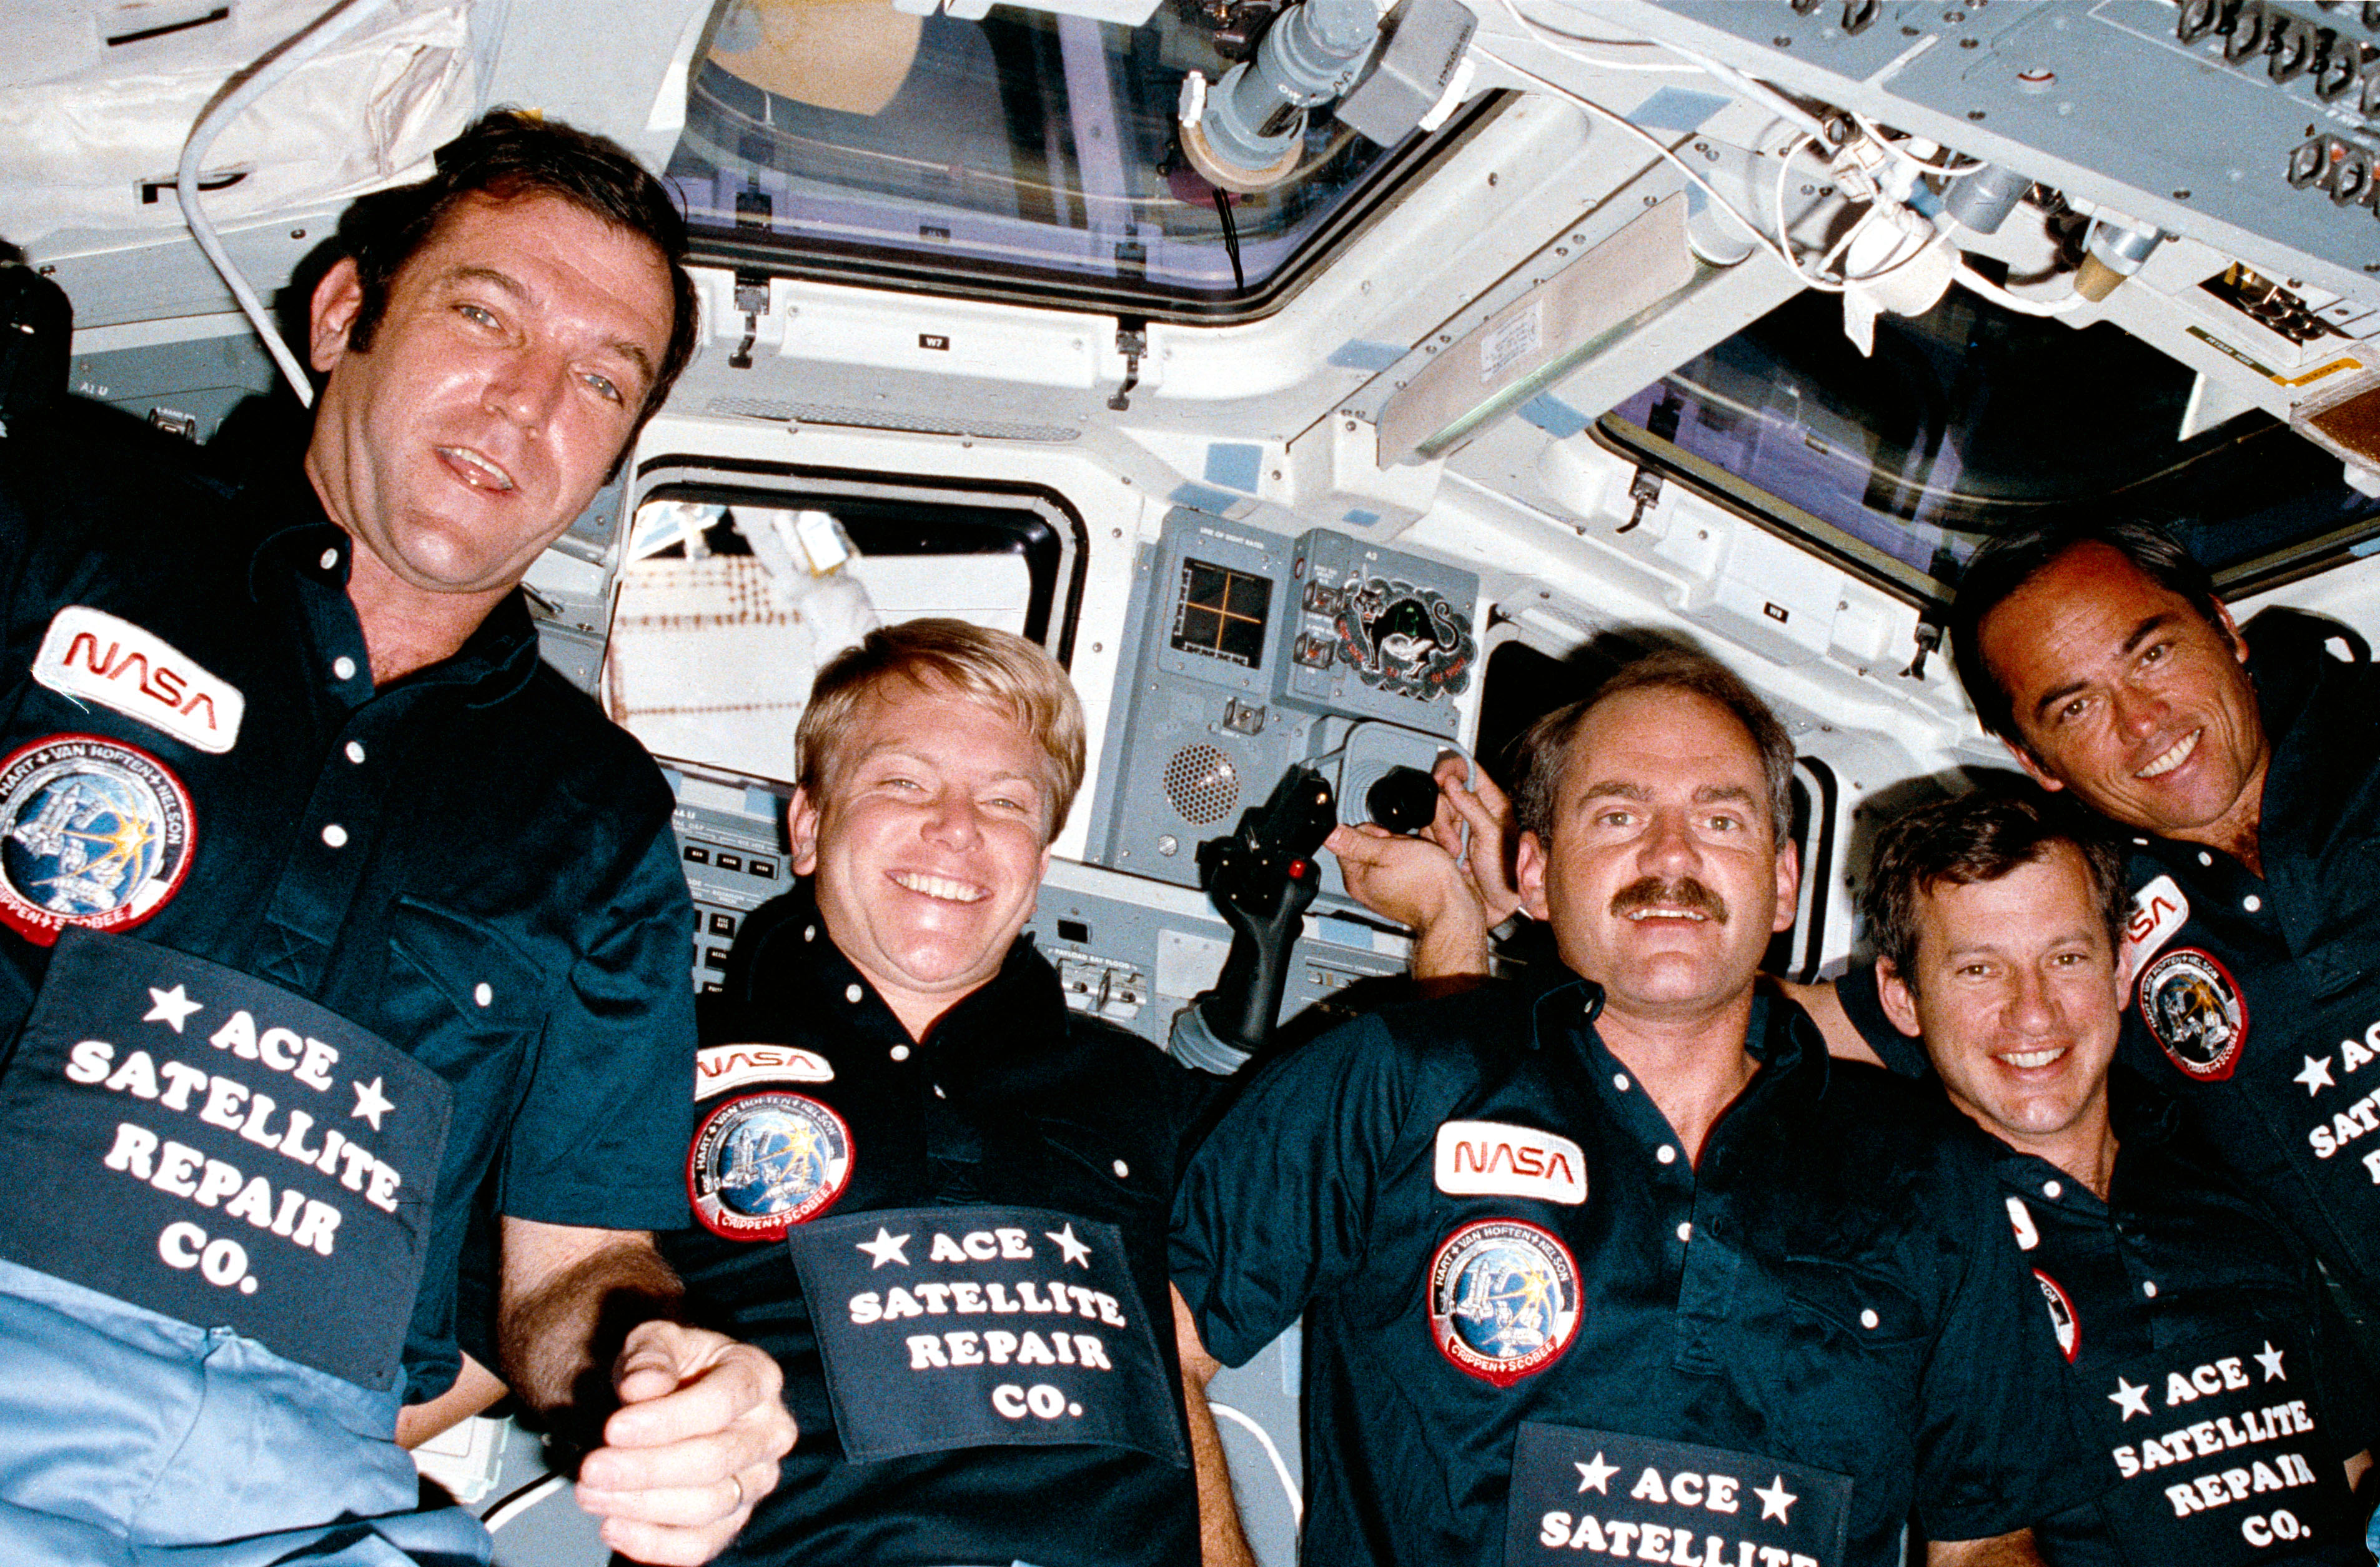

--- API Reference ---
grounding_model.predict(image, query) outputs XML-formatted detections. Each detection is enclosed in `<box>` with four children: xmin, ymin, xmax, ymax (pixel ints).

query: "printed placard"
<box><xmin>0</xmin><ymin>928</ymin><xmax>450</xmax><ymax>1388</ymax></box>
<box><xmin>1506</xmin><ymin>1423</ymin><xmax>1853</xmax><ymax>1567</ymax></box>
<box><xmin>2087</xmin><ymin>1328</ymin><xmax>2353</xmax><ymax>1565</ymax></box>
<box><xmin>787</xmin><ymin>1204</ymin><xmax>1186</xmax><ymax>1468</ymax></box>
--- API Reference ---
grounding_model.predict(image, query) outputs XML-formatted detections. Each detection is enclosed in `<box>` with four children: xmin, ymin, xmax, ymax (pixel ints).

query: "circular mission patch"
<box><xmin>1427</xmin><ymin>1218</ymin><xmax>1581</xmax><ymax>1386</ymax></box>
<box><xmin>2138</xmin><ymin>947</ymin><xmax>2246</xmax><ymax>1082</ymax></box>
<box><xmin>0</xmin><ymin>734</ymin><xmax>194</xmax><ymax>946</ymax></box>
<box><xmin>688</xmin><ymin>1091</ymin><xmax>853</xmax><ymax>1241</ymax></box>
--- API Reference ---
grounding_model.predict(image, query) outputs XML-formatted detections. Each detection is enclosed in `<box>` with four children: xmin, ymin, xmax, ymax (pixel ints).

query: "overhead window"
<box><xmin>1599</xmin><ymin>288</ymin><xmax>2380</xmax><ymax>609</ymax></box>
<box><xmin>664</xmin><ymin>0</ymin><xmax>1499</xmax><ymax>317</ymax></box>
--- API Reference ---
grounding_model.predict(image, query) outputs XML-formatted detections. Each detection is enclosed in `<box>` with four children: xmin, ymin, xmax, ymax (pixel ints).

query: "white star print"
<box><xmin>2295</xmin><ymin>1056</ymin><xmax>2337</xmax><ymax>1097</ymax></box>
<box><xmin>1574</xmin><ymin>1453</ymin><xmax>1617</xmax><ymax>1495</ymax></box>
<box><xmin>854</xmin><ymin>1228</ymin><xmax>911</xmax><ymax>1269</ymax></box>
<box><xmin>2109</xmin><ymin>1376</ymin><xmax>2151</xmax><ymax>1421</ymax></box>
<box><xmin>2256</xmin><ymin>1340</ymin><xmax>2287</xmax><ymax>1382</ymax></box>
<box><xmin>1753</xmin><ymin>1476</ymin><xmax>1797</xmax><ymax>1524</ymax></box>
<box><xmin>349</xmin><ymin>1076</ymin><xmax>393</xmax><ymax>1132</ymax></box>
<box><xmin>144</xmin><ymin>985</ymin><xmax>202</xmax><ymax>1034</ymax></box>
<box><xmin>1045</xmin><ymin>1223</ymin><xmax>1094</xmax><ymax>1268</ymax></box>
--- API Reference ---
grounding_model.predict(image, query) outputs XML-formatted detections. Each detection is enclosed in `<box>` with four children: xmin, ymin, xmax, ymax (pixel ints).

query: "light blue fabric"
<box><xmin>0</xmin><ymin>1258</ymin><xmax>489</xmax><ymax>1566</ymax></box>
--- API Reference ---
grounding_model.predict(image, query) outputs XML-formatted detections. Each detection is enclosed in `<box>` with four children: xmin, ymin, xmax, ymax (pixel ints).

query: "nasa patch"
<box><xmin>688</xmin><ymin>1091</ymin><xmax>853</xmax><ymax>1241</ymax></box>
<box><xmin>2138</xmin><ymin>947</ymin><xmax>2246</xmax><ymax>1082</ymax></box>
<box><xmin>1427</xmin><ymin>1219</ymin><xmax>1580</xmax><ymax>1387</ymax></box>
<box><xmin>2118</xmin><ymin>874</ymin><xmax>2188</xmax><ymax>986</ymax></box>
<box><xmin>0</xmin><ymin>735</ymin><xmax>194</xmax><ymax>947</ymax></box>
<box><xmin>1433</xmin><ymin>1120</ymin><xmax>1587</xmax><ymax>1205</ymax></box>
<box><xmin>694</xmin><ymin>1042</ymin><xmax>834</xmax><ymax>1100</ymax></box>
<box><xmin>33</xmin><ymin>607</ymin><xmax>244</xmax><ymax>754</ymax></box>
<box><xmin>2034</xmin><ymin>1269</ymin><xmax>2079</xmax><ymax>1363</ymax></box>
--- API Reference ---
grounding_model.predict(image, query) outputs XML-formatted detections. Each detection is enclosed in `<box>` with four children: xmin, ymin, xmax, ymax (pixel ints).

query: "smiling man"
<box><xmin>1863</xmin><ymin>787</ymin><xmax>2374</xmax><ymax>1567</ymax></box>
<box><xmin>0</xmin><ymin>113</ymin><xmax>791</xmax><ymax>1566</ymax></box>
<box><xmin>657</xmin><ymin>619</ymin><xmax>1252</xmax><ymax>1567</ymax></box>
<box><xmin>1914</xmin><ymin>517</ymin><xmax>2380</xmax><ymax>1331</ymax></box>
<box><xmin>1173</xmin><ymin>650</ymin><xmax>2091</xmax><ymax>1567</ymax></box>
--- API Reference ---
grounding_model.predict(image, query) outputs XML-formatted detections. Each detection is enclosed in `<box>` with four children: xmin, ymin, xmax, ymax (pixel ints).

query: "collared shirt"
<box><xmin>0</xmin><ymin>404</ymin><xmax>694</xmax><ymax>1397</ymax></box>
<box><xmin>660</xmin><ymin>883</ymin><xmax>1222</xmax><ymax>1567</ymax></box>
<box><xmin>2106</xmin><ymin>608</ymin><xmax>2380</xmax><ymax>1305</ymax></box>
<box><xmin>1172</xmin><ymin>978</ymin><xmax>2091</xmax><ymax>1567</ymax></box>
<box><xmin>2003</xmin><ymin>1073</ymin><xmax>2373</xmax><ymax>1566</ymax></box>
<box><xmin>1822</xmin><ymin>975</ymin><xmax>2377</xmax><ymax>1565</ymax></box>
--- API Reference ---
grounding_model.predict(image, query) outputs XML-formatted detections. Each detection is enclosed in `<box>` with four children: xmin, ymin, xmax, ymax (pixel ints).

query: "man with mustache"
<box><xmin>1173</xmin><ymin>650</ymin><xmax>2090</xmax><ymax>1566</ymax></box>
<box><xmin>1863</xmin><ymin>786</ymin><xmax>2374</xmax><ymax>1566</ymax></box>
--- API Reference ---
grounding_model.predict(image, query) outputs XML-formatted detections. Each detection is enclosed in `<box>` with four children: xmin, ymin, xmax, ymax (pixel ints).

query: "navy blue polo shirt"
<box><xmin>1822</xmin><ymin>981</ymin><xmax>2376</xmax><ymax>1564</ymax></box>
<box><xmin>0</xmin><ymin>403</ymin><xmax>694</xmax><ymax>1398</ymax></box>
<box><xmin>2004</xmin><ymin>1073</ymin><xmax>2373</xmax><ymax>1566</ymax></box>
<box><xmin>2101</xmin><ymin>608</ymin><xmax>2380</xmax><ymax>1309</ymax></box>
<box><xmin>660</xmin><ymin>885</ymin><xmax>1225</xmax><ymax>1567</ymax></box>
<box><xmin>1173</xmin><ymin>978</ymin><xmax>2091</xmax><ymax>1567</ymax></box>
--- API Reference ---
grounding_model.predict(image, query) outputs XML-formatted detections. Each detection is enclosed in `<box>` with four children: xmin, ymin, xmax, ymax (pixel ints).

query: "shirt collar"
<box><xmin>242</xmin><ymin>462</ymin><xmax>543</xmax><ymax>704</ymax></box>
<box><xmin>1530</xmin><ymin>971</ymin><xmax>1828</xmax><ymax>1097</ymax></box>
<box><xmin>753</xmin><ymin>878</ymin><xmax>1064</xmax><ymax>1057</ymax></box>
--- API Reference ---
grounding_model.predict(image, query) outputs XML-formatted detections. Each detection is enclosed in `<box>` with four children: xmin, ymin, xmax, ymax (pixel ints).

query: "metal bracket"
<box><xmin>1108</xmin><ymin>324</ymin><xmax>1149</xmax><ymax>411</ymax></box>
<box><xmin>1617</xmin><ymin>467</ymin><xmax>1663</xmax><ymax>534</ymax></box>
<box><xmin>1900</xmin><ymin>619</ymin><xmax>1943</xmax><ymax>680</ymax></box>
<box><xmin>728</xmin><ymin>269</ymin><xmax>768</xmax><ymax>371</ymax></box>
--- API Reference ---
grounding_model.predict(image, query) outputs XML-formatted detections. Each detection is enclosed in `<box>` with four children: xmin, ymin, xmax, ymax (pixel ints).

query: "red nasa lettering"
<box><xmin>1451</xmin><ymin>1137</ymin><xmax>1577</xmax><ymax>1185</ymax></box>
<box><xmin>62</xmin><ymin>632</ymin><xmax>219</xmax><ymax>732</ymax></box>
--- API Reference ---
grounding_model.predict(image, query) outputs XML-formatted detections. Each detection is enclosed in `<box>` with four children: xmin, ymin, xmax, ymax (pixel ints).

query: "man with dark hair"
<box><xmin>1175</xmin><ymin>649</ymin><xmax>2090</xmax><ymax>1566</ymax></box>
<box><xmin>660</xmin><ymin>619</ymin><xmax>1252</xmax><ymax>1567</ymax></box>
<box><xmin>1861</xmin><ymin>787</ymin><xmax>2374</xmax><ymax>1566</ymax></box>
<box><xmin>0</xmin><ymin>111</ymin><xmax>791</xmax><ymax>1565</ymax></box>
<box><xmin>1906</xmin><ymin>514</ymin><xmax>2380</xmax><ymax>1329</ymax></box>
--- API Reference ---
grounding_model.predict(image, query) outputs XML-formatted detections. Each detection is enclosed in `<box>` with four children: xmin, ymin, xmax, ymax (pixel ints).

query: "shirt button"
<box><xmin>1614</xmin><ymin>1073</ymin><xmax>1632</xmax><ymax>1092</ymax></box>
<box><xmin>320</xmin><ymin>823</ymin><xmax>348</xmax><ymax>848</ymax></box>
<box><xmin>1675</xmin><ymin>1221</ymin><xmax>1692</xmax><ymax>1243</ymax></box>
<box><xmin>1860</xmin><ymin>1308</ymin><xmax>1880</xmax><ymax>1330</ymax></box>
<box><xmin>332</xmin><ymin>655</ymin><xmax>357</xmax><ymax>682</ymax></box>
<box><xmin>1656</xmin><ymin>1145</ymin><xmax>1677</xmax><ymax>1165</ymax></box>
<box><xmin>2133</xmin><ymin>837</ymin><xmax>2149</xmax><ymax>847</ymax></box>
<box><xmin>1113</xmin><ymin>1160</ymin><xmax>1130</xmax><ymax>1178</ymax></box>
<box><xmin>2143</xmin><ymin>1280</ymin><xmax>2159</xmax><ymax>1298</ymax></box>
<box><xmin>890</xmin><ymin>1043</ymin><xmax>911</xmax><ymax>1062</ymax></box>
<box><xmin>2198</xmin><ymin>851</ymin><xmax>2213</xmax><ymax>867</ymax></box>
<box><xmin>845</xmin><ymin>983</ymin><xmax>863</xmax><ymax>1003</ymax></box>
<box><xmin>319</xmin><ymin>547</ymin><xmax>340</xmax><ymax>571</ymax></box>
<box><xmin>344</xmin><ymin>740</ymin><xmax>365</xmax><ymax>764</ymax></box>
<box><xmin>2244</xmin><ymin>894</ymin><xmax>2262</xmax><ymax>912</ymax></box>
<box><xmin>473</xmin><ymin>982</ymin><xmax>492</xmax><ymax>1008</ymax></box>
<box><xmin>933</xmin><ymin>1083</ymin><xmax>945</xmax><ymax>1098</ymax></box>
<box><xmin>803</xmin><ymin>924</ymin><xmax>816</xmax><ymax>942</ymax></box>
<box><xmin>2043</xmin><ymin>1180</ymin><xmax>2063</xmax><ymax>1198</ymax></box>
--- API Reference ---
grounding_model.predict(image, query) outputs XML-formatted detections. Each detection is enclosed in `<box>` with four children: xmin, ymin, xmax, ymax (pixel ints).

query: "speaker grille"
<box><xmin>1163</xmin><ymin>744</ymin><xmax>1241</xmax><ymax>826</ymax></box>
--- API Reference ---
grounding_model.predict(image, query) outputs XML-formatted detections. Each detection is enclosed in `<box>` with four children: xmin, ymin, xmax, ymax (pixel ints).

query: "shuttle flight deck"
<box><xmin>8</xmin><ymin>0</ymin><xmax>2380</xmax><ymax>1559</ymax></box>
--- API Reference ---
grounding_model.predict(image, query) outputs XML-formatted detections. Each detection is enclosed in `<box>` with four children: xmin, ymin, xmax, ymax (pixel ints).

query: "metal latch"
<box><xmin>1108</xmin><ymin>324</ymin><xmax>1148</xmax><ymax>412</ymax></box>
<box><xmin>728</xmin><ymin>269</ymin><xmax>769</xmax><ymax>371</ymax></box>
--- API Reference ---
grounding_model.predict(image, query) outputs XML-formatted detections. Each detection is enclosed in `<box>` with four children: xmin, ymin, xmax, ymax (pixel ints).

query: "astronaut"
<box><xmin>0</xmin><ymin>111</ymin><xmax>791</xmax><ymax>1565</ymax></box>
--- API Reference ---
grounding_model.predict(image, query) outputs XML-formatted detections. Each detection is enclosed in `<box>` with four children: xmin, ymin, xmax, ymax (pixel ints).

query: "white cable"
<box><xmin>479</xmin><ymin>1471</ymin><xmax>571</xmax><ymax>1531</ymax></box>
<box><xmin>1493</xmin><ymin>0</ymin><xmax>1703</xmax><ymax>71</ymax></box>
<box><xmin>178</xmin><ymin>0</ymin><xmax>392</xmax><ymax>409</ymax></box>
<box><xmin>1475</xmin><ymin>48</ymin><xmax>1800</xmax><ymax>274</ymax></box>
<box><xmin>1654</xmin><ymin>39</ymin><xmax>1827</xmax><ymax>140</ymax></box>
<box><xmin>1849</xmin><ymin>110</ymin><xmax>1985</xmax><ymax>177</ymax></box>
<box><xmin>1209</xmin><ymin>1401</ymin><xmax>1303</xmax><ymax>1528</ymax></box>
<box><xmin>1768</xmin><ymin>132</ymin><xmax>1845</xmax><ymax>293</ymax></box>
<box><xmin>1951</xmin><ymin>261</ymin><xmax>2083</xmax><ymax>317</ymax></box>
